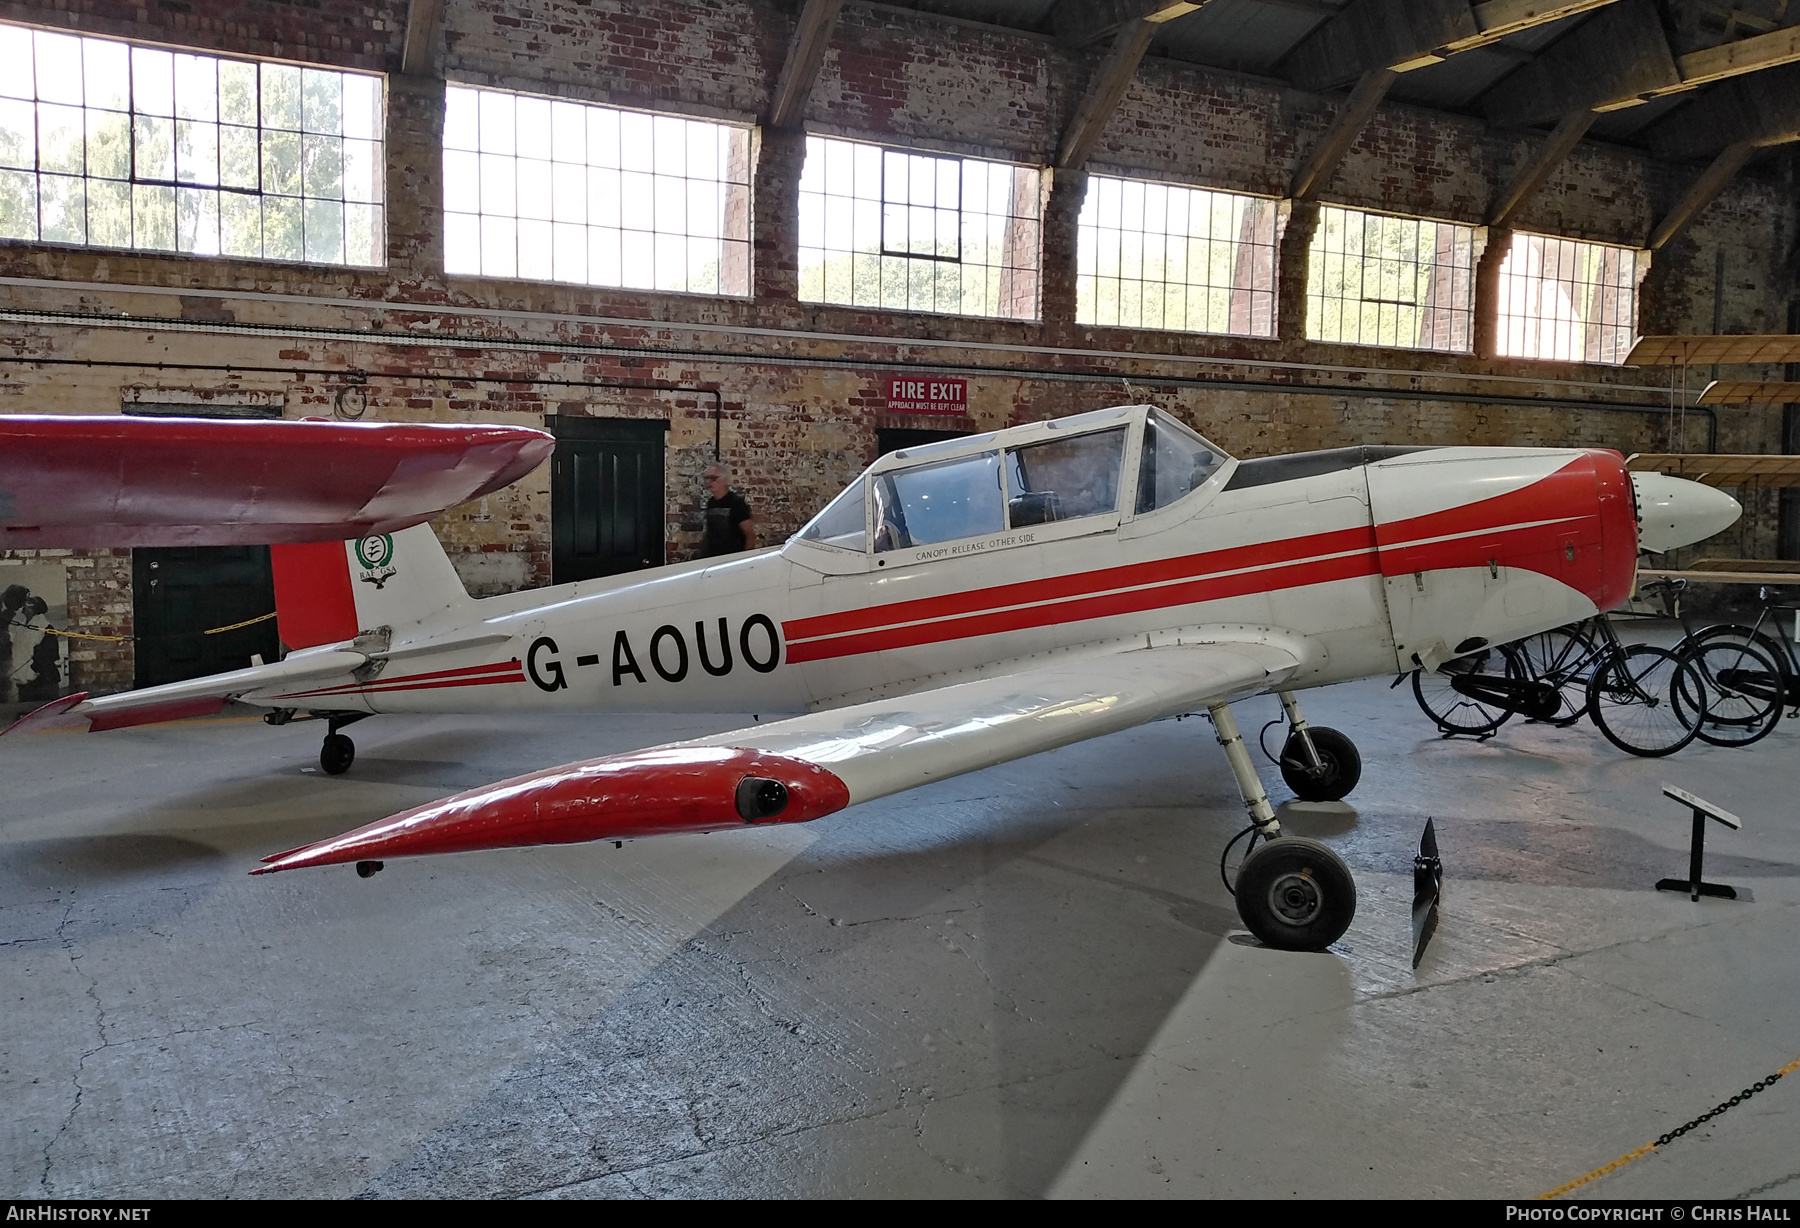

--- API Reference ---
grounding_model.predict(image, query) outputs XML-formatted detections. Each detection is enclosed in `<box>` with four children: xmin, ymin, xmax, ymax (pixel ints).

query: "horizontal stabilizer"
<box><xmin>3</xmin><ymin>648</ymin><xmax>367</xmax><ymax>737</ymax></box>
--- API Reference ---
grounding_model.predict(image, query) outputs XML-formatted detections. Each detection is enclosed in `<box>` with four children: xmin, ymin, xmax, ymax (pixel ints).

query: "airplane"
<box><xmin>0</xmin><ymin>414</ymin><xmax>553</xmax><ymax>548</ymax></box>
<box><xmin>4</xmin><ymin>404</ymin><xmax>1741</xmax><ymax>951</ymax></box>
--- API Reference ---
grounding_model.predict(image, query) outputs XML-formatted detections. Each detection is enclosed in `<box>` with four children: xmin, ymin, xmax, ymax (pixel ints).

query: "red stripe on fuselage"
<box><xmin>784</xmin><ymin>536</ymin><xmax>1381</xmax><ymax>664</ymax></box>
<box><xmin>785</xmin><ymin>525</ymin><xmax>1378</xmax><ymax>647</ymax></box>
<box><xmin>277</xmin><ymin>659</ymin><xmax>523</xmax><ymax>700</ymax></box>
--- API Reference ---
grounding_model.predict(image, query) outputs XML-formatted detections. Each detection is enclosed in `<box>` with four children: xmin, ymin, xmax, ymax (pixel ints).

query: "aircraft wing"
<box><xmin>253</xmin><ymin>638</ymin><xmax>1307</xmax><ymax>874</ymax></box>
<box><xmin>0</xmin><ymin>416</ymin><xmax>553</xmax><ymax>548</ymax></box>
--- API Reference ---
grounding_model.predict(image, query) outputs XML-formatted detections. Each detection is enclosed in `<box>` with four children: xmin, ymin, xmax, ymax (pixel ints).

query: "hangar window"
<box><xmin>441</xmin><ymin>84</ymin><xmax>751</xmax><ymax>295</ymax></box>
<box><xmin>1305</xmin><ymin>206</ymin><xmax>1475</xmax><ymax>353</ymax></box>
<box><xmin>798</xmin><ymin>136</ymin><xmax>1042</xmax><ymax>321</ymax></box>
<box><xmin>1496</xmin><ymin>232</ymin><xmax>1643</xmax><ymax>365</ymax></box>
<box><xmin>0</xmin><ymin>23</ymin><xmax>384</xmax><ymax>264</ymax></box>
<box><xmin>1076</xmin><ymin>175</ymin><xmax>1277</xmax><ymax>337</ymax></box>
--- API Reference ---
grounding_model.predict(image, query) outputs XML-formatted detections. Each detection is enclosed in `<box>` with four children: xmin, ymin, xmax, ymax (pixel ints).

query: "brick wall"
<box><xmin>1</xmin><ymin>0</ymin><xmax>1795</xmax><ymax>694</ymax></box>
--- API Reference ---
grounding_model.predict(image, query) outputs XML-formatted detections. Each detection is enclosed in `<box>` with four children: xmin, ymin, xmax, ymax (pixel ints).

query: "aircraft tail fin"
<box><xmin>272</xmin><ymin>524</ymin><xmax>469</xmax><ymax>649</ymax></box>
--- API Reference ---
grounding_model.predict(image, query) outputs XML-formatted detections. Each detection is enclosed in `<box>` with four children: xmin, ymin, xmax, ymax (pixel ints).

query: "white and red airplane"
<box><xmin>6</xmin><ymin>404</ymin><xmax>1739</xmax><ymax>950</ymax></box>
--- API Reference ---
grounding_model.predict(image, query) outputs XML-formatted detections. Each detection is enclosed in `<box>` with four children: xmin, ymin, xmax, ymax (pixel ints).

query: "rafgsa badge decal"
<box><xmin>356</xmin><ymin>534</ymin><xmax>397</xmax><ymax>589</ymax></box>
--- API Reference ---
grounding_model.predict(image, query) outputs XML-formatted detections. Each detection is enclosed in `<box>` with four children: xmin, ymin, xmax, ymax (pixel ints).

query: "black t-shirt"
<box><xmin>702</xmin><ymin>491</ymin><xmax>752</xmax><ymax>556</ymax></box>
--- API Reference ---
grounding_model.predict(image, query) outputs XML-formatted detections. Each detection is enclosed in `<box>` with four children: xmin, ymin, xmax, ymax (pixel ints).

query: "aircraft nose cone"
<box><xmin>1631</xmin><ymin>472</ymin><xmax>1741</xmax><ymax>553</ymax></box>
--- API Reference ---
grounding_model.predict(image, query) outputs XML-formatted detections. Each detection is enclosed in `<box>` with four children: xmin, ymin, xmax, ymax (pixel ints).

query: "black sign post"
<box><xmin>1654</xmin><ymin>783</ymin><xmax>1742</xmax><ymax>901</ymax></box>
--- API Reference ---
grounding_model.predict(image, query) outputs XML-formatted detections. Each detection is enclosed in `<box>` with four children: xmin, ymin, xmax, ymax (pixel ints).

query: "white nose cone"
<box><xmin>1631</xmin><ymin>472</ymin><xmax>1742</xmax><ymax>553</ymax></box>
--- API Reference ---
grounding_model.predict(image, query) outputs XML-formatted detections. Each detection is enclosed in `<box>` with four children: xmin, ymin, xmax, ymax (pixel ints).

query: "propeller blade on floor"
<box><xmin>1412</xmin><ymin>818</ymin><xmax>1443</xmax><ymax>968</ymax></box>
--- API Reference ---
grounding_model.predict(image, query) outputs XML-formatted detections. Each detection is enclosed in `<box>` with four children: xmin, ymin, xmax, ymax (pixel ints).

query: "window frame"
<box><xmin>439</xmin><ymin>81</ymin><xmax>754</xmax><ymax>297</ymax></box>
<box><xmin>0</xmin><ymin>20</ymin><xmax>386</xmax><ymax>266</ymax></box>
<box><xmin>797</xmin><ymin>133</ymin><xmax>1044</xmax><ymax>322</ymax></box>
<box><xmin>1304</xmin><ymin>203</ymin><xmax>1478</xmax><ymax>354</ymax></box>
<box><xmin>1494</xmin><ymin>229</ymin><xmax>1645</xmax><ymax>366</ymax></box>
<box><xmin>1075</xmin><ymin>171</ymin><xmax>1280</xmax><ymax>338</ymax></box>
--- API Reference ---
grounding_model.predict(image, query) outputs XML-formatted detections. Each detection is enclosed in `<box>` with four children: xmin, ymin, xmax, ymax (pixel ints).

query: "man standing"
<box><xmin>700</xmin><ymin>464</ymin><xmax>756</xmax><ymax>557</ymax></box>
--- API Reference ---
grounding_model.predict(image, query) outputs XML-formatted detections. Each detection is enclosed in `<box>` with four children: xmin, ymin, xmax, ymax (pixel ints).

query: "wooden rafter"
<box><xmin>400</xmin><ymin>0</ymin><xmax>445</xmax><ymax>76</ymax></box>
<box><xmin>768</xmin><ymin>0</ymin><xmax>844</xmax><ymax>129</ymax></box>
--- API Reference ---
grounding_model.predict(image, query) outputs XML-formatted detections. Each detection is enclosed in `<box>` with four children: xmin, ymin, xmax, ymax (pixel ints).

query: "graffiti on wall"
<box><xmin>2</xmin><ymin>561</ymin><xmax>70</xmax><ymax>705</ymax></box>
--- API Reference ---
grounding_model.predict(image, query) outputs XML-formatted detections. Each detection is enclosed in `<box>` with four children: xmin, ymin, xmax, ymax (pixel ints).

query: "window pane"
<box><xmin>0</xmin><ymin>167</ymin><xmax>36</xmax><ymax>238</ymax></box>
<box><xmin>873</xmin><ymin>452</ymin><xmax>1005</xmax><ymax>551</ymax></box>
<box><xmin>1136</xmin><ymin>410</ymin><xmax>1226</xmax><ymax>513</ymax></box>
<box><xmin>799</xmin><ymin>477</ymin><xmax>867</xmax><ymax>551</ymax></box>
<box><xmin>0</xmin><ymin>26</ymin><xmax>35</xmax><ymax>101</ymax></box>
<box><xmin>1006</xmin><ymin>428</ymin><xmax>1127</xmax><ymax>526</ymax></box>
<box><xmin>261</xmin><ymin>63</ymin><xmax>300</xmax><ymax>130</ymax></box>
<box><xmin>37</xmin><ymin>33</ymin><xmax>85</xmax><ymax>106</ymax></box>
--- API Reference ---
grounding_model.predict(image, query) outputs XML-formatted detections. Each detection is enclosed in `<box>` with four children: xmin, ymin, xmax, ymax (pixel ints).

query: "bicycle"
<box><xmin>1415</xmin><ymin>615</ymin><xmax>1705</xmax><ymax>758</ymax></box>
<box><xmin>1670</xmin><ymin>583</ymin><xmax>1797</xmax><ymax>748</ymax></box>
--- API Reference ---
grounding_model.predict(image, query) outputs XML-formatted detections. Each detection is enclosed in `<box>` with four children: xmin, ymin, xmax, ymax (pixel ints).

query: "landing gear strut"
<box><xmin>1209</xmin><ymin>699</ymin><xmax>1357</xmax><ymax>951</ymax></box>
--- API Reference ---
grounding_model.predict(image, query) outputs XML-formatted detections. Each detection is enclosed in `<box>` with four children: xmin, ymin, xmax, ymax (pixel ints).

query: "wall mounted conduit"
<box><xmin>0</xmin><ymin>355</ymin><xmax>728</xmax><ymax>458</ymax></box>
<box><xmin>0</xmin><ymin>307</ymin><xmax>1715</xmax><ymax>452</ymax></box>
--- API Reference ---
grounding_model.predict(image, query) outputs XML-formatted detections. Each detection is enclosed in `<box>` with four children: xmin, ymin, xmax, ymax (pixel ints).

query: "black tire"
<box><xmin>1412</xmin><ymin>645</ymin><xmax>1521</xmax><ymax>736</ymax></box>
<box><xmin>320</xmin><ymin>733</ymin><xmax>356</xmax><ymax>775</ymax></box>
<box><xmin>1680</xmin><ymin>624</ymin><xmax>1795</xmax><ymax>707</ymax></box>
<box><xmin>1672</xmin><ymin>637</ymin><xmax>1784</xmax><ymax>748</ymax></box>
<box><xmin>1234</xmin><ymin>836</ymin><xmax>1356</xmax><ymax>951</ymax></box>
<box><xmin>1586</xmin><ymin>646</ymin><xmax>1702</xmax><ymax>758</ymax></box>
<box><xmin>1278</xmin><ymin>727</ymin><xmax>1362</xmax><ymax>801</ymax></box>
<box><xmin>1509</xmin><ymin>624</ymin><xmax>1595</xmax><ymax>726</ymax></box>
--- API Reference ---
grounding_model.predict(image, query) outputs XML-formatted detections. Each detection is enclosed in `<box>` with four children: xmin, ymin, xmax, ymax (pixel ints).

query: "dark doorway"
<box><xmin>133</xmin><ymin>546</ymin><xmax>280</xmax><ymax>687</ymax></box>
<box><xmin>552</xmin><ymin>417</ymin><xmax>668</xmax><ymax>584</ymax></box>
<box><xmin>127</xmin><ymin>401</ymin><xmax>281</xmax><ymax>688</ymax></box>
<box><xmin>875</xmin><ymin>426</ymin><xmax>973</xmax><ymax>461</ymax></box>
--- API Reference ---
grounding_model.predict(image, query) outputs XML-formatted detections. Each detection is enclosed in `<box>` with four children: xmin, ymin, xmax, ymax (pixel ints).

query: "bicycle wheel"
<box><xmin>1679</xmin><ymin>624</ymin><xmax>1795</xmax><ymax>705</ymax></box>
<box><xmin>1509</xmin><ymin>624</ymin><xmax>1595</xmax><ymax>726</ymax></box>
<box><xmin>1587</xmin><ymin>645</ymin><xmax>1703</xmax><ymax>757</ymax></box>
<box><xmin>1412</xmin><ymin>645</ymin><xmax>1522</xmax><ymax>736</ymax></box>
<box><xmin>1672</xmin><ymin>636</ymin><xmax>1784</xmax><ymax>748</ymax></box>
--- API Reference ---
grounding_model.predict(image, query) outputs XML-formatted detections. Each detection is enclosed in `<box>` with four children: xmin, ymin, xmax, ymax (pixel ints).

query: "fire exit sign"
<box><xmin>886</xmin><ymin>376</ymin><xmax>967</xmax><ymax>414</ymax></box>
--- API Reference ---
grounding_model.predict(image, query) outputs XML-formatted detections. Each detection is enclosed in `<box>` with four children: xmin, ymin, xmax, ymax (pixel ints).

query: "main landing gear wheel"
<box><xmin>1234</xmin><ymin>837</ymin><xmax>1357</xmax><ymax>952</ymax></box>
<box><xmin>320</xmin><ymin>732</ymin><xmax>356</xmax><ymax>776</ymax></box>
<box><xmin>1278</xmin><ymin>727</ymin><xmax>1361</xmax><ymax>802</ymax></box>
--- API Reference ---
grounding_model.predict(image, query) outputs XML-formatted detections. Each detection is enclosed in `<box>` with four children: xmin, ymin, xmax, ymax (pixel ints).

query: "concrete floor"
<box><xmin>3</xmin><ymin>656</ymin><xmax>1798</xmax><ymax>1199</ymax></box>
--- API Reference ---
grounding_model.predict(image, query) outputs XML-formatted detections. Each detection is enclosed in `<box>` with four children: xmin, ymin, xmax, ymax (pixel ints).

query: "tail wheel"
<box><xmin>1278</xmin><ymin>727</ymin><xmax>1362</xmax><ymax>802</ymax></box>
<box><xmin>1234</xmin><ymin>837</ymin><xmax>1356</xmax><ymax>952</ymax></box>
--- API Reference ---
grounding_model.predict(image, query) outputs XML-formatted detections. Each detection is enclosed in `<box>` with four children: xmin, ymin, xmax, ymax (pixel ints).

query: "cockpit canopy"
<box><xmin>793</xmin><ymin>405</ymin><xmax>1230</xmax><ymax>558</ymax></box>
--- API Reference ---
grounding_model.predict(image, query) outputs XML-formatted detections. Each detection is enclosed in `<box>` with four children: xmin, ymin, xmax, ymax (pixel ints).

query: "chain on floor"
<box><xmin>1538</xmin><ymin>1053</ymin><xmax>1800</xmax><ymax>1200</ymax></box>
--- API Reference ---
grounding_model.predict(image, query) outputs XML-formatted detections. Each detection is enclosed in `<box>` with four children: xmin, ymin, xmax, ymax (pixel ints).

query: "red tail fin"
<box><xmin>271</xmin><ymin>540</ymin><xmax>359</xmax><ymax>649</ymax></box>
